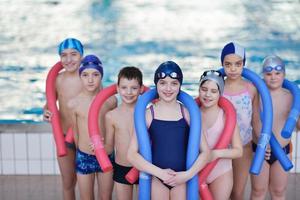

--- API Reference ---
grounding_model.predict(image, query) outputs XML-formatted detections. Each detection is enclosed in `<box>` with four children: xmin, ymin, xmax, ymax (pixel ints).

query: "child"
<box><xmin>198</xmin><ymin>70</ymin><xmax>243</xmax><ymax>200</ymax></box>
<box><xmin>43</xmin><ymin>38</ymin><xmax>84</xmax><ymax>200</ymax></box>
<box><xmin>127</xmin><ymin>61</ymin><xmax>210</xmax><ymax>200</ymax></box>
<box><xmin>104</xmin><ymin>66</ymin><xmax>143</xmax><ymax>200</ymax></box>
<box><xmin>68</xmin><ymin>55</ymin><xmax>117</xmax><ymax>200</ymax></box>
<box><xmin>220</xmin><ymin>42</ymin><xmax>259</xmax><ymax>200</ymax></box>
<box><xmin>250</xmin><ymin>55</ymin><xmax>300</xmax><ymax>199</ymax></box>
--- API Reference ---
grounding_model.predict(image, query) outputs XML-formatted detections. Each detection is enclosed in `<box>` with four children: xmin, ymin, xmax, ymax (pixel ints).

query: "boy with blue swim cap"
<box><xmin>43</xmin><ymin>37</ymin><xmax>84</xmax><ymax>200</ymax></box>
<box><xmin>251</xmin><ymin>55</ymin><xmax>300</xmax><ymax>200</ymax></box>
<box><xmin>68</xmin><ymin>54</ymin><xmax>117</xmax><ymax>200</ymax></box>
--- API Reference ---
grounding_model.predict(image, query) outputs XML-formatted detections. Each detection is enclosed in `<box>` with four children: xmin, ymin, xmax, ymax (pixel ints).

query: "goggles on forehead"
<box><xmin>156</xmin><ymin>71</ymin><xmax>181</xmax><ymax>80</ymax></box>
<box><xmin>263</xmin><ymin>65</ymin><xmax>285</xmax><ymax>73</ymax></box>
<box><xmin>200</xmin><ymin>70</ymin><xmax>222</xmax><ymax>80</ymax></box>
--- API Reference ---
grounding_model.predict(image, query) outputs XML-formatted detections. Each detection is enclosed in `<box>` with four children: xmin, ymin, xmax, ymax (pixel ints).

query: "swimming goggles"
<box><xmin>263</xmin><ymin>65</ymin><xmax>285</xmax><ymax>73</ymax></box>
<box><xmin>200</xmin><ymin>70</ymin><xmax>222</xmax><ymax>80</ymax></box>
<box><xmin>82</xmin><ymin>61</ymin><xmax>102</xmax><ymax>67</ymax></box>
<box><xmin>155</xmin><ymin>71</ymin><xmax>181</xmax><ymax>80</ymax></box>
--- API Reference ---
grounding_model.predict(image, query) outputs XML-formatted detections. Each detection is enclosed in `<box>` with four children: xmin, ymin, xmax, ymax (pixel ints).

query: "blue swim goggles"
<box><xmin>263</xmin><ymin>65</ymin><xmax>285</xmax><ymax>73</ymax></box>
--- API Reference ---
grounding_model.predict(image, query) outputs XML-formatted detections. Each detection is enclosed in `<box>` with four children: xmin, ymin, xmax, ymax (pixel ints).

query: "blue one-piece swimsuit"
<box><xmin>149</xmin><ymin>104</ymin><xmax>189</xmax><ymax>189</ymax></box>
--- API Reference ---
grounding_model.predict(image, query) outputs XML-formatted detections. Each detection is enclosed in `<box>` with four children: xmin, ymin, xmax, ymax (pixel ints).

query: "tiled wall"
<box><xmin>0</xmin><ymin>132</ymin><xmax>60</xmax><ymax>175</ymax></box>
<box><xmin>0</xmin><ymin>130</ymin><xmax>300</xmax><ymax>175</ymax></box>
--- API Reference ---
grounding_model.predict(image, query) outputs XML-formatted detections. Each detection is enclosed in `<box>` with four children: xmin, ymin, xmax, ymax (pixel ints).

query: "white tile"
<box><xmin>27</xmin><ymin>134</ymin><xmax>40</xmax><ymax>159</ymax></box>
<box><xmin>28</xmin><ymin>160</ymin><xmax>41</xmax><ymax>175</ymax></box>
<box><xmin>14</xmin><ymin>133</ymin><xmax>27</xmax><ymax>159</ymax></box>
<box><xmin>42</xmin><ymin>160</ymin><xmax>54</xmax><ymax>174</ymax></box>
<box><xmin>2</xmin><ymin>160</ymin><xmax>15</xmax><ymax>174</ymax></box>
<box><xmin>296</xmin><ymin>131</ymin><xmax>300</xmax><ymax>173</ymax></box>
<box><xmin>41</xmin><ymin>134</ymin><xmax>54</xmax><ymax>159</ymax></box>
<box><xmin>15</xmin><ymin>160</ymin><xmax>28</xmax><ymax>174</ymax></box>
<box><xmin>1</xmin><ymin>134</ymin><xmax>14</xmax><ymax>159</ymax></box>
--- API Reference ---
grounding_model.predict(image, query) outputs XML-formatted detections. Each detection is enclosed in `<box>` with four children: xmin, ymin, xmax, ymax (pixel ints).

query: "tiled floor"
<box><xmin>0</xmin><ymin>174</ymin><xmax>299</xmax><ymax>200</ymax></box>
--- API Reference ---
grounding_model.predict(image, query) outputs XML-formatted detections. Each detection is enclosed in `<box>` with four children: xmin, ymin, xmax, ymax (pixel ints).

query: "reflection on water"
<box><xmin>0</xmin><ymin>0</ymin><xmax>300</xmax><ymax>122</ymax></box>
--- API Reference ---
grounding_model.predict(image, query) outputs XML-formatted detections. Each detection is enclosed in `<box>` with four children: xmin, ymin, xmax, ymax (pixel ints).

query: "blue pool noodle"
<box><xmin>281</xmin><ymin>79</ymin><xmax>300</xmax><ymax>139</ymax></box>
<box><xmin>269</xmin><ymin>134</ymin><xmax>293</xmax><ymax>171</ymax></box>
<box><xmin>178</xmin><ymin>91</ymin><xmax>201</xmax><ymax>200</ymax></box>
<box><xmin>134</xmin><ymin>89</ymin><xmax>201</xmax><ymax>200</ymax></box>
<box><xmin>219</xmin><ymin>68</ymin><xmax>273</xmax><ymax>175</ymax></box>
<box><xmin>134</xmin><ymin>89</ymin><xmax>156</xmax><ymax>200</ymax></box>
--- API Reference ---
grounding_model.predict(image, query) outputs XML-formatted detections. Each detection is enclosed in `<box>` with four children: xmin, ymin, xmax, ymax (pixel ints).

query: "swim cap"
<box><xmin>199</xmin><ymin>70</ymin><xmax>225</xmax><ymax>95</ymax></box>
<box><xmin>154</xmin><ymin>61</ymin><xmax>183</xmax><ymax>85</ymax></box>
<box><xmin>221</xmin><ymin>42</ymin><xmax>246</xmax><ymax>65</ymax></box>
<box><xmin>58</xmin><ymin>38</ymin><xmax>84</xmax><ymax>56</ymax></box>
<box><xmin>79</xmin><ymin>55</ymin><xmax>103</xmax><ymax>78</ymax></box>
<box><xmin>262</xmin><ymin>55</ymin><xmax>285</xmax><ymax>73</ymax></box>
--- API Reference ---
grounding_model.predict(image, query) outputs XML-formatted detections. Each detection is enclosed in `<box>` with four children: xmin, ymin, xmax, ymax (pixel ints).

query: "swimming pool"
<box><xmin>0</xmin><ymin>0</ymin><xmax>300</xmax><ymax>123</ymax></box>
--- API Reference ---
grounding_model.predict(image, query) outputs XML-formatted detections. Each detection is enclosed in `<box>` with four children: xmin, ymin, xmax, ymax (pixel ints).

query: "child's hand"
<box><xmin>158</xmin><ymin>168</ymin><xmax>176</xmax><ymax>183</ymax></box>
<box><xmin>265</xmin><ymin>146</ymin><xmax>271</xmax><ymax>160</ymax></box>
<box><xmin>89</xmin><ymin>137</ymin><xmax>104</xmax><ymax>154</ymax></box>
<box><xmin>89</xmin><ymin>142</ymin><xmax>95</xmax><ymax>153</ymax></box>
<box><xmin>43</xmin><ymin>109</ymin><xmax>52</xmax><ymax>122</ymax></box>
<box><xmin>164</xmin><ymin>171</ymin><xmax>189</xmax><ymax>187</ymax></box>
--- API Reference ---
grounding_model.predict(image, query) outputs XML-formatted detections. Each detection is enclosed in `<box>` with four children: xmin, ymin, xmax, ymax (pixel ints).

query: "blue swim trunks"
<box><xmin>76</xmin><ymin>149</ymin><xmax>115</xmax><ymax>175</ymax></box>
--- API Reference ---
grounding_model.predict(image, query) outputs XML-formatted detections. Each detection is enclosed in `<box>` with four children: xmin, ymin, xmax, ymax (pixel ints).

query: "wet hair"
<box><xmin>117</xmin><ymin>66</ymin><xmax>143</xmax><ymax>86</ymax></box>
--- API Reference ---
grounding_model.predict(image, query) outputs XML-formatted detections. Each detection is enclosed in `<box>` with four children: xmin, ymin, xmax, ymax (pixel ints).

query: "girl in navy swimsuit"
<box><xmin>128</xmin><ymin>61</ymin><xmax>210</xmax><ymax>200</ymax></box>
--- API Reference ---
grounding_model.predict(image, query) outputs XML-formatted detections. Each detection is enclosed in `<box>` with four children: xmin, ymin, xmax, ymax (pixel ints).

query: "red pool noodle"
<box><xmin>45</xmin><ymin>61</ymin><xmax>67</xmax><ymax>157</ymax></box>
<box><xmin>89</xmin><ymin>84</ymin><xmax>149</xmax><ymax>173</ymax></box>
<box><xmin>195</xmin><ymin>97</ymin><xmax>236</xmax><ymax>200</ymax></box>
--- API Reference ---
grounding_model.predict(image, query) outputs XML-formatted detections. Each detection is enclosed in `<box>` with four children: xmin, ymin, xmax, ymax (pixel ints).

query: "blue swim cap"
<box><xmin>154</xmin><ymin>61</ymin><xmax>183</xmax><ymax>85</ymax></box>
<box><xmin>221</xmin><ymin>42</ymin><xmax>246</xmax><ymax>65</ymax></box>
<box><xmin>79</xmin><ymin>55</ymin><xmax>103</xmax><ymax>78</ymax></box>
<box><xmin>58</xmin><ymin>38</ymin><xmax>84</xmax><ymax>56</ymax></box>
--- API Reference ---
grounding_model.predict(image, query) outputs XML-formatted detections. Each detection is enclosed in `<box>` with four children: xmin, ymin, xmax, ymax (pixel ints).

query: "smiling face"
<box><xmin>60</xmin><ymin>48</ymin><xmax>82</xmax><ymax>73</ymax></box>
<box><xmin>156</xmin><ymin>76</ymin><xmax>180</xmax><ymax>103</ymax></box>
<box><xmin>223</xmin><ymin>54</ymin><xmax>244</xmax><ymax>80</ymax></box>
<box><xmin>199</xmin><ymin>80</ymin><xmax>220</xmax><ymax>108</ymax></box>
<box><xmin>117</xmin><ymin>77</ymin><xmax>142</xmax><ymax>105</ymax></box>
<box><xmin>263</xmin><ymin>70</ymin><xmax>285</xmax><ymax>91</ymax></box>
<box><xmin>80</xmin><ymin>68</ymin><xmax>102</xmax><ymax>92</ymax></box>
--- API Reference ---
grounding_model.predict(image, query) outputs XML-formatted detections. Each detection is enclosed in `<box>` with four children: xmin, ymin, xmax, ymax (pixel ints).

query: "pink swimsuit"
<box><xmin>223</xmin><ymin>82</ymin><xmax>253</xmax><ymax>145</ymax></box>
<box><xmin>204</xmin><ymin>109</ymin><xmax>232</xmax><ymax>184</ymax></box>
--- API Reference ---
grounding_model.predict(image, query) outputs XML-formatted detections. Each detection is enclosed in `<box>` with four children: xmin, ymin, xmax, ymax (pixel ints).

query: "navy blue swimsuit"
<box><xmin>149</xmin><ymin>104</ymin><xmax>190</xmax><ymax>172</ymax></box>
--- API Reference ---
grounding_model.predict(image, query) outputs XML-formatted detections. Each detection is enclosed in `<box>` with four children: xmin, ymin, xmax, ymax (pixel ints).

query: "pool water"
<box><xmin>0</xmin><ymin>0</ymin><xmax>300</xmax><ymax>123</ymax></box>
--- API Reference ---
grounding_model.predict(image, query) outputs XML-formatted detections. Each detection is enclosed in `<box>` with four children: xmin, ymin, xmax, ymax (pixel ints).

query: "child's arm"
<box><xmin>43</xmin><ymin>103</ymin><xmax>52</xmax><ymax>122</ymax></box>
<box><xmin>251</xmin><ymin>87</ymin><xmax>262</xmax><ymax>139</ymax></box>
<box><xmin>104</xmin><ymin>111</ymin><xmax>115</xmax><ymax>155</ymax></box>
<box><xmin>164</xmin><ymin>133</ymin><xmax>211</xmax><ymax>186</ymax></box>
<box><xmin>211</xmin><ymin>124</ymin><xmax>243</xmax><ymax>160</ymax></box>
